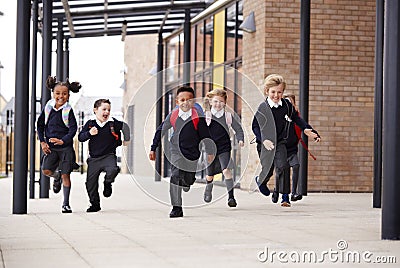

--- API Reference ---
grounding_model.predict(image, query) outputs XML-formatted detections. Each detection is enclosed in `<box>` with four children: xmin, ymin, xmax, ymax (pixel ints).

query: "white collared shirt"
<box><xmin>96</xmin><ymin>117</ymin><xmax>114</xmax><ymax>128</ymax></box>
<box><xmin>211</xmin><ymin>107</ymin><xmax>224</xmax><ymax>118</ymax></box>
<box><xmin>52</xmin><ymin>102</ymin><xmax>68</xmax><ymax>111</ymax></box>
<box><xmin>267</xmin><ymin>97</ymin><xmax>283</xmax><ymax>108</ymax></box>
<box><xmin>178</xmin><ymin>108</ymin><xmax>192</xmax><ymax>121</ymax></box>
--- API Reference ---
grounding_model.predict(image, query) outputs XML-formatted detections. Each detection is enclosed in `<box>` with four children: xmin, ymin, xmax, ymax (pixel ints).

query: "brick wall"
<box><xmin>242</xmin><ymin>0</ymin><xmax>375</xmax><ymax>192</ymax></box>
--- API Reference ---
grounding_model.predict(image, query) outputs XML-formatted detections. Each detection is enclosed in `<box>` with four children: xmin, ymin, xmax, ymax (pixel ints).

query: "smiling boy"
<box><xmin>149</xmin><ymin>86</ymin><xmax>213</xmax><ymax>218</ymax></box>
<box><xmin>252</xmin><ymin>74</ymin><xmax>320</xmax><ymax>207</ymax></box>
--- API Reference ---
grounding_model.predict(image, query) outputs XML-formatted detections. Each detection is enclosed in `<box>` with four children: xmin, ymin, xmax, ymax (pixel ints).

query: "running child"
<box><xmin>37</xmin><ymin>76</ymin><xmax>81</xmax><ymax>213</ymax></box>
<box><xmin>78</xmin><ymin>99</ymin><xmax>131</xmax><ymax>212</ymax></box>
<box><xmin>149</xmin><ymin>86</ymin><xmax>214</xmax><ymax>218</ymax></box>
<box><xmin>252</xmin><ymin>74</ymin><xmax>320</xmax><ymax>207</ymax></box>
<box><xmin>203</xmin><ymin>88</ymin><xmax>244</xmax><ymax>207</ymax></box>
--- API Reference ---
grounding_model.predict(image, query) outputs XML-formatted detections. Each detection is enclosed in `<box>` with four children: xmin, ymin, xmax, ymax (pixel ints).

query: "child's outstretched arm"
<box><xmin>291</xmin><ymin>112</ymin><xmax>321</xmax><ymax>142</ymax></box>
<box><xmin>121</xmin><ymin>122</ymin><xmax>131</xmax><ymax>146</ymax></box>
<box><xmin>232</xmin><ymin>114</ymin><xmax>244</xmax><ymax>147</ymax></box>
<box><xmin>78</xmin><ymin>120</ymin><xmax>93</xmax><ymax>142</ymax></box>
<box><xmin>149</xmin><ymin>115</ymin><xmax>172</xmax><ymax>161</ymax></box>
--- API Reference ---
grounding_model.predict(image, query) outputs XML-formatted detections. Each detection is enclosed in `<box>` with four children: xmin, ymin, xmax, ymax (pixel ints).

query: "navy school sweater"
<box><xmin>208</xmin><ymin>113</ymin><xmax>244</xmax><ymax>155</ymax></box>
<box><xmin>78</xmin><ymin>118</ymin><xmax>131</xmax><ymax>158</ymax></box>
<box><xmin>150</xmin><ymin>111</ymin><xmax>212</xmax><ymax>161</ymax></box>
<box><xmin>252</xmin><ymin>98</ymin><xmax>309</xmax><ymax>144</ymax></box>
<box><xmin>37</xmin><ymin>108</ymin><xmax>77</xmax><ymax>149</ymax></box>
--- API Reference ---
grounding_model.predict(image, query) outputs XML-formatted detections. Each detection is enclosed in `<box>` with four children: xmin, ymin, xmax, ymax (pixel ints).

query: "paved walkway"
<box><xmin>0</xmin><ymin>173</ymin><xmax>399</xmax><ymax>267</ymax></box>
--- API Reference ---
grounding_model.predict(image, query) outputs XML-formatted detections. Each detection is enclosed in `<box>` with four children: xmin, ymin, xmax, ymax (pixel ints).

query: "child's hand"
<box><xmin>304</xmin><ymin>129</ymin><xmax>321</xmax><ymax>142</ymax></box>
<box><xmin>40</xmin><ymin>142</ymin><xmax>51</xmax><ymax>155</ymax></box>
<box><xmin>263</xmin><ymin>139</ymin><xmax>274</xmax><ymax>150</ymax></box>
<box><xmin>149</xmin><ymin>151</ymin><xmax>156</xmax><ymax>161</ymax></box>
<box><xmin>49</xmin><ymin>138</ymin><xmax>64</xmax><ymax>145</ymax></box>
<box><xmin>238</xmin><ymin>141</ymin><xmax>244</xmax><ymax>147</ymax></box>
<box><xmin>90</xmin><ymin>127</ymin><xmax>98</xmax><ymax>136</ymax></box>
<box><xmin>207</xmin><ymin>154</ymin><xmax>215</xmax><ymax>163</ymax></box>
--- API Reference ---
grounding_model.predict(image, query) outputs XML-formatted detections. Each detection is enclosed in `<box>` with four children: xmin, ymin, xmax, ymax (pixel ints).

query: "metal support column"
<box><xmin>39</xmin><ymin>0</ymin><xmax>52</xmax><ymax>198</ymax></box>
<box><xmin>13</xmin><ymin>0</ymin><xmax>31</xmax><ymax>214</ymax></box>
<box><xmin>80</xmin><ymin>111</ymin><xmax>84</xmax><ymax>174</ymax></box>
<box><xmin>63</xmin><ymin>38</ymin><xmax>69</xmax><ymax>80</ymax></box>
<box><xmin>183</xmin><ymin>9</ymin><xmax>191</xmax><ymax>85</ymax></box>
<box><xmin>56</xmin><ymin>18</ymin><xmax>64</xmax><ymax>81</ymax></box>
<box><xmin>30</xmin><ymin>0</ymin><xmax>38</xmax><ymax>199</ymax></box>
<box><xmin>382</xmin><ymin>0</ymin><xmax>400</xmax><ymax>240</ymax></box>
<box><xmin>373</xmin><ymin>0</ymin><xmax>384</xmax><ymax>208</ymax></box>
<box><xmin>298</xmin><ymin>0</ymin><xmax>310</xmax><ymax>196</ymax></box>
<box><xmin>155</xmin><ymin>33</ymin><xmax>164</xmax><ymax>182</ymax></box>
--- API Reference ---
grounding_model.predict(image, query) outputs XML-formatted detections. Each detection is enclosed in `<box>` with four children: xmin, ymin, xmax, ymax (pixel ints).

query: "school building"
<box><xmin>122</xmin><ymin>0</ymin><xmax>376</xmax><ymax>193</ymax></box>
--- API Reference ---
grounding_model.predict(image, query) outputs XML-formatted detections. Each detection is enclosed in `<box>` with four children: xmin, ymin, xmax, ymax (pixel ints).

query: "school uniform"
<box><xmin>37</xmin><ymin>100</ymin><xmax>77</xmax><ymax>175</ymax></box>
<box><xmin>78</xmin><ymin>117</ymin><xmax>130</xmax><ymax>207</ymax></box>
<box><xmin>151</xmin><ymin>107</ymin><xmax>212</xmax><ymax>208</ymax></box>
<box><xmin>252</xmin><ymin>98</ymin><xmax>309</xmax><ymax>195</ymax></box>
<box><xmin>206</xmin><ymin>108</ymin><xmax>244</xmax><ymax>176</ymax></box>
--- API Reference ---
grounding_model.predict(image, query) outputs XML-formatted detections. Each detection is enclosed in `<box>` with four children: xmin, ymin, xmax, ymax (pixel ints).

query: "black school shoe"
<box><xmin>62</xmin><ymin>205</ymin><xmax>72</xmax><ymax>213</ymax></box>
<box><xmin>86</xmin><ymin>204</ymin><xmax>101</xmax><ymax>213</ymax></box>
<box><xmin>73</xmin><ymin>162</ymin><xmax>80</xmax><ymax>170</ymax></box>
<box><xmin>291</xmin><ymin>194</ymin><xmax>303</xmax><ymax>202</ymax></box>
<box><xmin>227</xmin><ymin>197</ymin><xmax>237</xmax><ymax>207</ymax></box>
<box><xmin>203</xmin><ymin>183</ymin><xmax>213</xmax><ymax>203</ymax></box>
<box><xmin>52</xmin><ymin>171</ymin><xmax>62</xmax><ymax>194</ymax></box>
<box><xmin>271</xmin><ymin>189</ymin><xmax>279</xmax><ymax>203</ymax></box>
<box><xmin>169</xmin><ymin>207</ymin><xmax>183</xmax><ymax>218</ymax></box>
<box><xmin>103</xmin><ymin>182</ymin><xmax>112</xmax><ymax>197</ymax></box>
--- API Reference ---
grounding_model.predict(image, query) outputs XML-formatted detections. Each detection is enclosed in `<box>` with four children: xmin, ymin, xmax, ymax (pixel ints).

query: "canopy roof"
<box><xmin>42</xmin><ymin>0</ymin><xmax>211</xmax><ymax>39</ymax></box>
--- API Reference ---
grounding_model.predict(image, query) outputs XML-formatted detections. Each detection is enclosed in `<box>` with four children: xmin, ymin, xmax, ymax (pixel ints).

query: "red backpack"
<box><xmin>294</xmin><ymin>114</ymin><xmax>316</xmax><ymax>160</ymax></box>
<box><xmin>170</xmin><ymin>108</ymin><xmax>199</xmax><ymax>131</ymax></box>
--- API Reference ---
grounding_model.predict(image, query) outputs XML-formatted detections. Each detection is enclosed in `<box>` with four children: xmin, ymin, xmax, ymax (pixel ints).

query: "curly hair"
<box><xmin>46</xmin><ymin>76</ymin><xmax>81</xmax><ymax>93</ymax></box>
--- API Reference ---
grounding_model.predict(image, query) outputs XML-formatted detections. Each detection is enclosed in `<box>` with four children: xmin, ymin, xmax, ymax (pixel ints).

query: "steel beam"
<box><xmin>373</xmin><ymin>0</ymin><xmax>384</xmax><ymax>209</ymax></box>
<box><xmin>13</xmin><ymin>0</ymin><xmax>31</xmax><ymax>214</ymax></box>
<box><xmin>382</xmin><ymin>0</ymin><xmax>400</xmax><ymax>240</ymax></box>
<box><xmin>298</xmin><ymin>0</ymin><xmax>310</xmax><ymax>196</ymax></box>
<box><xmin>155</xmin><ymin>33</ymin><xmax>164</xmax><ymax>182</ymax></box>
<box><xmin>39</xmin><ymin>0</ymin><xmax>53</xmax><ymax>198</ymax></box>
<box><xmin>29</xmin><ymin>0</ymin><xmax>39</xmax><ymax>199</ymax></box>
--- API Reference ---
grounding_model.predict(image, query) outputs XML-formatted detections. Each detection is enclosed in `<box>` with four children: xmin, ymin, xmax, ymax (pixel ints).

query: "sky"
<box><xmin>0</xmin><ymin>2</ymin><xmax>125</xmax><ymax>104</ymax></box>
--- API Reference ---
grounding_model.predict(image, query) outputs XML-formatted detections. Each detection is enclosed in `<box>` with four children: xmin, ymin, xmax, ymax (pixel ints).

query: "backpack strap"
<box><xmin>205</xmin><ymin>110</ymin><xmax>232</xmax><ymax>128</ymax></box>
<box><xmin>205</xmin><ymin>110</ymin><xmax>212</xmax><ymax>126</ymax></box>
<box><xmin>225</xmin><ymin>111</ymin><xmax>232</xmax><ymax>128</ymax></box>
<box><xmin>44</xmin><ymin>99</ymin><xmax>72</xmax><ymax>127</ymax></box>
<box><xmin>170</xmin><ymin>108</ymin><xmax>179</xmax><ymax>130</ymax></box>
<box><xmin>109</xmin><ymin>120</ymin><xmax>119</xmax><ymax>140</ymax></box>
<box><xmin>170</xmin><ymin>108</ymin><xmax>199</xmax><ymax>130</ymax></box>
<box><xmin>191</xmin><ymin>108</ymin><xmax>199</xmax><ymax>131</ymax></box>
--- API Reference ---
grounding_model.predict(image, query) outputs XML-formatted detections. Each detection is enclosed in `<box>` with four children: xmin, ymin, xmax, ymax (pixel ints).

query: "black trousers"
<box><xmin>86</xmin><ymin>153</ymin><xmax>120</xmax><ymax>205</ymax></box>
<box><xmin>169</xmin><ymin>151</ymin><xmax>197</xmax><ymax>207</ymax></box>
<box><xmin>257</xmin><ymin>141</ymin><xmax>290</xmax><ymax>194</ymax></box>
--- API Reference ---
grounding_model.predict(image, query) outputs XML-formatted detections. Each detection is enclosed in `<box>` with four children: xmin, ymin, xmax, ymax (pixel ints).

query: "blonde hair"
<box><xmin>263</xmin><ymin>74</ymin><xmax>286</xmax><ymax>95</ymax></box>
<box><xmin>204</xmin><ymin>88</ymin><xmax>227</xmax><ymax>111</ymax></box>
